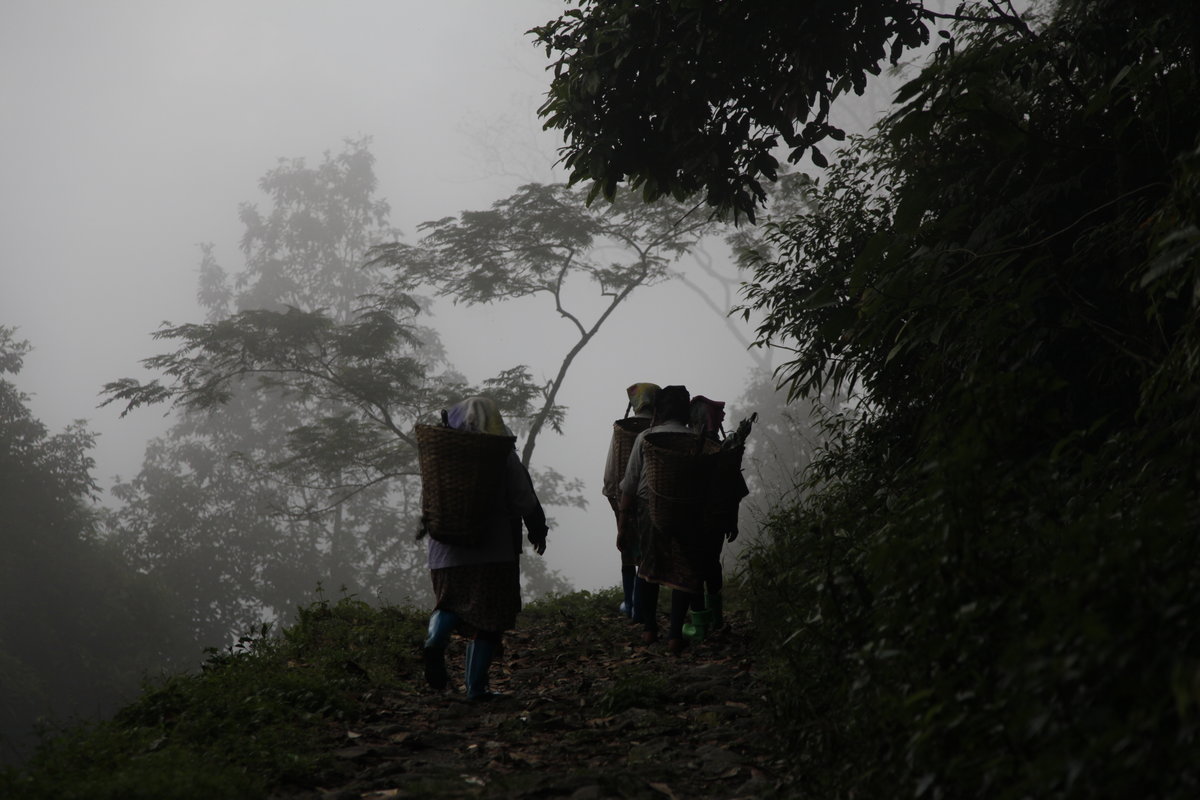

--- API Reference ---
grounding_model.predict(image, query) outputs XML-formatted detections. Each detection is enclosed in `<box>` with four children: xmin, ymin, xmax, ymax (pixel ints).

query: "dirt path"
<box><xmin>279</xmin><ymin>597</ymin><xmax>796</xmax><ymax>799</ymax></box>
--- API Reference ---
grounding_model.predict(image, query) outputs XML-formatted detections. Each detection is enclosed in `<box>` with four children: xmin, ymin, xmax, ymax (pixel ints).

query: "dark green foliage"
<box><xmin>738</xmin><ymin>1</ymin><xmax>1200</xmax><ymax>796</ymax></box>
<box><xmin>595</xmin><ymin>666</ymin><xmax>670</xmax><ymax>716</ymax></box>
<box><xmin>533</xmin><ymin>0</ymin><xmax>942</xmax><ymax>219</ymax></box>
<box><xmin>0</xmin><ymin>329</ymin><xmax>192</xmax><ymax>766</ymax></box>
<box><xmin>0</xmin><ymin>596</ymin><xmax>426</xmax><ymax>799</ymax></box>
<box><xmin>523</xmin><ymin>585</ymin><xmax>623</xmax><ymax>616</ymax></box>
<box><xmin>748</xmin><ymin>424</ymin><xmax>1200</xmax><ymax>797</ymax></box>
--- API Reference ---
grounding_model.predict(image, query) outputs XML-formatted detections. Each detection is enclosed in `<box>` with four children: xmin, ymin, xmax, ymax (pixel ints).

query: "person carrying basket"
<box><xmin>617</xmin><ymin>384</ymin><xmax>701</xmax><ymax>653</ymax></box>
<box><xmin>681</xmin><ymin>395</ymin><xmax>751</xmax><ymax>641</ymax></box>
<box><xmin>602</xmin><ymin>381</ymin><xmax>660</xmax><ymax>620</ymax></box>
<box><xmin>417</xmin><ymin>396</ymin><xmax>549</xmax><ymax>701</ymax></box>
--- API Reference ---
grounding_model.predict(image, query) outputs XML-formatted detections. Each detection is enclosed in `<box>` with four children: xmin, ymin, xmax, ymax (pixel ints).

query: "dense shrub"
<box><xmin>742</xmin><ymin>2</ymin><xmax>1200</xmax><ymax>796</ymax></box>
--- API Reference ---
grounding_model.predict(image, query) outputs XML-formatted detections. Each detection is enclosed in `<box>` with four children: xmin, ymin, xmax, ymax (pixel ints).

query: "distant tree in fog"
<box><xmin>732</xmin><ymin>369</ymin><xmax>855</xmax><ymax>522</ymax></box>
<box><xmin>104</xmin><ymin>139</ymin><xmax>571</xmax><ymax>646</ymax></box>
<box><xmin>0</xmin><ymin>328</ymin><xmax>189</xmax><ymax>762</ymax></box>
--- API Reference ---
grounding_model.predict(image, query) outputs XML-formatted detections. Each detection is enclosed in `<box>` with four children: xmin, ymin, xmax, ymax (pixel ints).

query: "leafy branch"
<box><xmin>367</xmin><ymin>181</ymin><xmax>726</xmax><ymax>468</ymax></box>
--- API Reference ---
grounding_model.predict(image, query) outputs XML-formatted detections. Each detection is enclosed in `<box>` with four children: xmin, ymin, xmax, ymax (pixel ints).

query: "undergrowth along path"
<box><xmin>283</xmin><ymin>592</ymin><xmax>795</xmax><ymax>799</ymax></box>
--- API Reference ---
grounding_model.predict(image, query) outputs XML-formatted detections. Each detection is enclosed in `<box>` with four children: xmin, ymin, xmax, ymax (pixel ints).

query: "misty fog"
<box><xmin>0</xmin><ymin>1</ymin><xmax>789</xmax><ymax>597</ymax></box>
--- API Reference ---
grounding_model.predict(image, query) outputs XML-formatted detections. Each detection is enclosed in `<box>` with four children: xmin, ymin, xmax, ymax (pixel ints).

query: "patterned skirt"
<box><xmin>431</xmin><ymin>562</ymin><xmax>522</xmax><ymax>634</ymax></box>
<box><xmin>635</xmin><ymin>502</ymin><xmax>722</xmax><ymax>594</ymax></box>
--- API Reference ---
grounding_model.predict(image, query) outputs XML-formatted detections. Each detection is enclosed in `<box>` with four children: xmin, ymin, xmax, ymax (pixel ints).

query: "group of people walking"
<box><xmin>606</xmin><ymin>382</ymin><xmax>747</xmax><ymax>654</ymax></box>
<box><xmin>416</xmin><ymin>386</ymin><xmax>748</xmax><ymax>701</ymax></box>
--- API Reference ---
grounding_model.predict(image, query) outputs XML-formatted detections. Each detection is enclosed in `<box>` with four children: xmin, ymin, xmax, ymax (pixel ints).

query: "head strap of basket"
<box><xmin>416</xmin><ymin>396</ymin><xmax>516</xmax><ymax>545</ymax></box>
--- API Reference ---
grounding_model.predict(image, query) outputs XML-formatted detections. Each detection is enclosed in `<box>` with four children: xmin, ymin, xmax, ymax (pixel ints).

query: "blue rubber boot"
<box><xmin>619</xmin><ymin>566</ymin><xmax>636</xmax><ymax>618</ymax></box>
<box><xmin>465</xmin><ymin>636</ymin><xmax>499</xmax><ymax>701</ymax></box>
<box><xmin>423</xmin><ymin>610</ymin><xmax>459</xmax><ymax>690</ymax></box>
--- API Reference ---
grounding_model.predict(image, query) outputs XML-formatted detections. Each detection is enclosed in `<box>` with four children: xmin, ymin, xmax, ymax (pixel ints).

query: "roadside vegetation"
<box><xmin>0</xmin><ymin>588</ymin><xmax>786</xmax><ymax>800</ymax></box>
<box><xmin>1</xmin><ymin>594</ymin><xmax>425</xmax><ymax>799</ymax></box>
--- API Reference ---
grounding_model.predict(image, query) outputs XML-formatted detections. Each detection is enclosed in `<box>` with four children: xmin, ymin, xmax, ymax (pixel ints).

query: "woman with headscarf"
<box><xmin>421</xmin><ymin>396</ymin><xmax>549</xmax><ymax>701</ymax></box>
<box><xmin>602</xmin><ymin>382</ymin><xmax>660</xmax><ymax>619</ymax></box>
<box><xmin>617</xmin><ymin>384</ymin><xmax>699</xmax><ymax>653</ymax></box>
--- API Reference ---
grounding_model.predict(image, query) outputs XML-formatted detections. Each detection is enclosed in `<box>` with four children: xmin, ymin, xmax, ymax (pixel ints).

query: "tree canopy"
<box><xmin>532</xmin><ymin>0</ymin><xmax>971</xmax><ymax>219</ymax></box>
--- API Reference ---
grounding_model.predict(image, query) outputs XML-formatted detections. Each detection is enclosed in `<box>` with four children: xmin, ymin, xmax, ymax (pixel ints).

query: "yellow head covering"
<box><xmin>626</xmin><ymin>382</ymin><xmax>660</xmax><ymax>416</ymax></box>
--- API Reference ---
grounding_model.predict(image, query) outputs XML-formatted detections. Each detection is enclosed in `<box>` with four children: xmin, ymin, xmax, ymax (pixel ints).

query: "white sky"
<box><xmin>0</xmin><ymin>0</ymin><xmax>775</xmax><ymax>593</ymax></box>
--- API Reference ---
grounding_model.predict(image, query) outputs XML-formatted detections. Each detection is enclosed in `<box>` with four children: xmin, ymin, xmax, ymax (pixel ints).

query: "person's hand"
<box><xmin>528</xmin><ymin>527</ymin><xmax>548</xmax><ymax>555</ymax></box>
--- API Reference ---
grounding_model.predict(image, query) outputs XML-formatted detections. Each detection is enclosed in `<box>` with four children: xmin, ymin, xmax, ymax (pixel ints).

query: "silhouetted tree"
<box><xmin>368</xmin><ymin>181</ymin><xmax>728</xmax><ymax>469</ymax></box>
<box><xmin>0</xmin><ymin>328</ymin><xmax>189</xmax><ymax>764</ymax></box>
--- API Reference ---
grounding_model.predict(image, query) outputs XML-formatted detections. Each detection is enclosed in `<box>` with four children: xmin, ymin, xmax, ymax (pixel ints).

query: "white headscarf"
<box><xmin>446</xmin><ymin>395</ymin><xmax>512</xmax><ymax>437</ymax></box>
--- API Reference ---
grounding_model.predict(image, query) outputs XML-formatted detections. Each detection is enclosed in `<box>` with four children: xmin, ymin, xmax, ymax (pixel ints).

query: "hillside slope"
<box><xmin>281</xmin><ymin>593</ymin><xmax>791</xmax><ymax>799</ymax></box>
<box><xmin>2</xmin><ymin>589</ymin><xmax>797</xmax><ymax>800</ymax></box>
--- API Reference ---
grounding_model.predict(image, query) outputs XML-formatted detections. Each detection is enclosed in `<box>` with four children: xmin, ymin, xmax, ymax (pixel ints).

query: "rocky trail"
<box><xmin>280</xmin><ymin>595</ymin><xmax>797</xmax><ymax>799</ymax></box>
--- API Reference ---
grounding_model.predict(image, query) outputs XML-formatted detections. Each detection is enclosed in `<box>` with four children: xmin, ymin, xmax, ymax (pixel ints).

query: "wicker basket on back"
<box><xmin>611</xmin><ymin>416</ymin><xmax>653</xmax><ymax>483</ymax></box>
<box><xmin>415</xmin><ymin>423</ymin><xmax>516</xmax><ymax>547</ymax></box>
<box><xmin>642</xmin><ymin>431</ymin><xmax>725</xmax><ymax>536</ymax></box>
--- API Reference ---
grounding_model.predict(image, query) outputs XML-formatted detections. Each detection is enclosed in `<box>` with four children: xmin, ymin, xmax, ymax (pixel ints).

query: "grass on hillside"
<box><xmin>0</xmin><ymin>595</ymin><xmax>427</xmax><ymax>800</ymax></box>
<box><xmin>0</xmin><ymin>585</ymin><xmax>745</xmax><ymax>800</ymax></box>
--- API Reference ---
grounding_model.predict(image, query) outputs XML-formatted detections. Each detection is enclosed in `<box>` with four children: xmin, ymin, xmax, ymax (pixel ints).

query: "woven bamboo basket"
<box><xmin>415</xmin><ymin>424</ymin><xmax>515</xmax><ymax>546</ymax></box>
<box><xmin>611</xmin><ymin>416</ymin><xmax>652</xmax><ymax>483</ymax></box>
<box><xmin>707</xmin><ymin>444</ymin><xmax>749</xmax><ymax>535</ymax></box>
<box><xmin>642</xmin><ymin>431</ymin><xmax>720</xmax><ymax>535</ymax></box>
